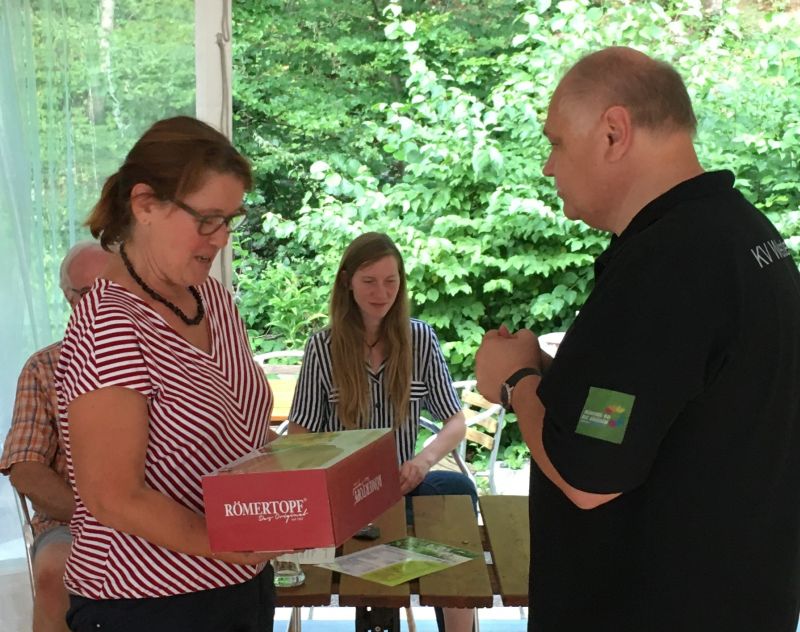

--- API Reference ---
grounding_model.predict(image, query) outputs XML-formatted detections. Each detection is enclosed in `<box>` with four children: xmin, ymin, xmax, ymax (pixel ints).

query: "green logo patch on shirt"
<box><xmin>575</xmin><ymin>387</ymin><xmax>635</xmax><ymax>444</ymax></box>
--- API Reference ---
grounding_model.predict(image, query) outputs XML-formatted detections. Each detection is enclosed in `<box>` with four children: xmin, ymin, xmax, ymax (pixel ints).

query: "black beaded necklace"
<box><xmin>119</xmin><ymin>243</ymin><xmax>205</xmax><ymax>326</ymax></box>
<box><xmin>365</xmin><ymin>336</ymin><xmax>381</xmax><ymax>350</ymax></box>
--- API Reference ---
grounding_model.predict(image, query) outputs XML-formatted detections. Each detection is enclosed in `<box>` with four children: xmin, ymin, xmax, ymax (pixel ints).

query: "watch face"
<box><xmin>500</xmin><ymin>368</ymin><xmax>540</xmax><ymax>414</ymax></box>
<box><xmin>500</xmin><ymin>383</ymin><xmax>512</xmax><ymax>411</ymax></box>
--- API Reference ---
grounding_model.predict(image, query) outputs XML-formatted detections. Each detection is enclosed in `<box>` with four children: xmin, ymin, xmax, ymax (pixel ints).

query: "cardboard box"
<box><xmin>202</xmin><ymin>428</ymin><xmax>402</xmax><ymax>552</ymax></box>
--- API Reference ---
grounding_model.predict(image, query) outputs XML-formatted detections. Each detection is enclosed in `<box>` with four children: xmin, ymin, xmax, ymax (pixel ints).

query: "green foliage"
<box><xmin>232</xmin><ymin>0</ymin><xmax>800</xmax><ymax>467</ymax></box>
<box><xmin>231</xmin><ymin>0</ymin><xmax>524</xmax><ymax>253</ymax></box>
<box><xmin>29</xmin><ymin>0</ymin><xmax>194</xmax><ymax>335</ymax></box>
<box><xmin>233</xmin><ymin>235</ymin><xmax>331</xmax><ymax>353</ymax></box>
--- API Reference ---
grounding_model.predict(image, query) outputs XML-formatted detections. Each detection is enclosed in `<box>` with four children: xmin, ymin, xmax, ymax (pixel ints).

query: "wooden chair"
<box><xmin>14</xmin><ymin>489</ymin><xmax>36</xmax><ymax>597</ymax></box>
<box><xmin>421</xmin><ymin>380</ymin><xmax>506</xmax><ymax>494</ymax></box>
<box><xmin>253</xmin><ymin>350</ymin><xmax>304</xmax><ymax>435</ymax></box>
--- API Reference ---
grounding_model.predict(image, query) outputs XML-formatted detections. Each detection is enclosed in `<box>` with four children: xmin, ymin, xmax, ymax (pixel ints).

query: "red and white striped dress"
<box><xmin>56</xmin><ymin>277</ymin><xmax>272</xmax><ymax>599</ymax></box>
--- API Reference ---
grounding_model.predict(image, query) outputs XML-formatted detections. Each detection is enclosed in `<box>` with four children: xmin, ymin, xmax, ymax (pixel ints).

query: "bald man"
<box><xmin>475</xmin><ymin>47</ymin><xmax>800</xmax><ymax>631</ymax></box>
<box><xmin>1</xmin><ymin>242</ymin><xmax>110</xmax><ymax>632</ymax></box>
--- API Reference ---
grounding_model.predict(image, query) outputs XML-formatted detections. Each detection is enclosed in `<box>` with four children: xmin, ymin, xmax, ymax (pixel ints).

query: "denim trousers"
<box><xmin>404</xmin><ymin>469</ymin><xmax>478</xmax><ymax>524</ymax></box>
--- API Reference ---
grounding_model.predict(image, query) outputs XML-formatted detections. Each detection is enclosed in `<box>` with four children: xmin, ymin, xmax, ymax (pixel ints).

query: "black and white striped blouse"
<box><xmin>289</xmin><ymin>319</ymin><xmax>461</xmax><ymax>464</ymax></box>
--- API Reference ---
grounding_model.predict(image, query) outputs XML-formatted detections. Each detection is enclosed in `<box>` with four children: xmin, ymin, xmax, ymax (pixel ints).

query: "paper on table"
<box><xmin>277</xmin><ymin>546</ymin><xmax>336</xmax><ymax>564</ymax></box>
<box><xmin>317</xmin><ymin>537</ymin><xmax>479</xmax><ymax>586</ymax></box>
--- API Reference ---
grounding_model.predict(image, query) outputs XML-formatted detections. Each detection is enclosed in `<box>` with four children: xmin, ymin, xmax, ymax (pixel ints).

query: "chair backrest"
<box><xmin>14</xmin><ymin>490</ymin><xmax>36</xmax><ymax>597</ymax></box>
<box><xmin>254</xmin><ymin>350</ymin><xmax>304</xmax><ymax>434</ymax></box>
<box><xmin>454</xmin><ymin>380</ymin><xmax>504</xmax><ymax>451</ymax></box>
<box><xmin>253</xmin><ymin>349</ymin><xmax>304</xmax><ymax>376</ymax></box>
<box><xmin>421</xmin><ymin>380</ymin><xmax>507</xmax><ymax>494</ymax></box>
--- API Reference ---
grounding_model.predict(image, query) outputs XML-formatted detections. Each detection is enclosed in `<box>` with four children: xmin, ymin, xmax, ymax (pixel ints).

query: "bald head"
<box><xmin>60</xmin><ymin>241</ymin><xmax>111</xmax><ymax>308</ymax></box>
<box><xmin>557</xmin><ymin>47</ymin><xmax>697</xmax><ymax>135</ymax></box>
<box><xmin>542</xmin><ymin>47</ymin><xmax>704</xmax><ymax>235</ymax></box>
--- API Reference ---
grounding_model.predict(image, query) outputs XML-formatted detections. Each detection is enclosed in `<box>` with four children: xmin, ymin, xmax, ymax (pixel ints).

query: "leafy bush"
<box><xmin>232</xmin><ymin>0</ymin><xmax>800</xmax><ymax>466</ymax></box>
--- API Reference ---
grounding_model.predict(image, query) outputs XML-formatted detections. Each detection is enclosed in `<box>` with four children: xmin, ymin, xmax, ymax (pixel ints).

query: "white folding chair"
<box><xmin>14</xmin><ymin>489</ymin><xmax>36</xmax><ymax>597</ymax></box>
<box><xmin>253</xmin><ymin>349</ymin><xmax>304</xmax><ymax>376</ymax></box>
<box><xmin>421</xmin><ymin>379</ymin><xmax>507</xmax><ymax>494</ymax></box>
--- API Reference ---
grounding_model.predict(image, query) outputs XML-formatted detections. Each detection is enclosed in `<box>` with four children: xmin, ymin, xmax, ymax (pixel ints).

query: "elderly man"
<box><xmin>476</xmin><ymin>47</ymin><xmax>800</xmax><ymax>631</ymax></box>
<box><xmin>1</xmin><ymin>241</ymin><xmax>109</xmax><ymax>632</ymax></box>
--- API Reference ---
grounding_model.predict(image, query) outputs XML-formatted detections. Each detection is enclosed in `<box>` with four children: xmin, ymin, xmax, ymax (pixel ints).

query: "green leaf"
<box><xmin>309</xmin><ymin>161</ymin><xmax>329</xmax><ymax>179</ymax></box>
<box><xmin>512</xmin><ymin>34</ymin><xmax>528</xmax><ymax>47</ymax></box>
<box><xmin>384</xmin><ymin>22</ymin><xmax>400</xmax><ymax>40</ymax></box>
<box><xmin>401</xmin><ymin>20</ymin><xmax>417</xmax><ymax>37</ymax></box>
<box><xmin>404</xmin><ymin>40</ymin><xmax>420</xmax><ymax>55</ymax></box>
<box><xmin>484</xmin><ymin>278</ymin><xmax>513</xmax><ymax>293</ymax></box>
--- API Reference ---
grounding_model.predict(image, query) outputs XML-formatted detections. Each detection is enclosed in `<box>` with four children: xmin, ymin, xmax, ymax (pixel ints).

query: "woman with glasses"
<box><xmin>54</xmin><ymin>116</ymin><xmax>278</xmax><ymax>632</ymax></box>
<box><xmin>288</xmin><ymin>232</ymin><xmax>477</xmax><ymax>632</ymax></box>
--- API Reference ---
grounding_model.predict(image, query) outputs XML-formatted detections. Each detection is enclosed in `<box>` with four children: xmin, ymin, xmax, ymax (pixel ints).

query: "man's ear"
<box><xmin>130</xmin><ymin>183</ymin><xmax>159</xmax><ymax>225</ymax></box>
<box><xmin>602</xmin><ymin>105</ymin><xmax>633</xmax><ymax>162</ymax></box>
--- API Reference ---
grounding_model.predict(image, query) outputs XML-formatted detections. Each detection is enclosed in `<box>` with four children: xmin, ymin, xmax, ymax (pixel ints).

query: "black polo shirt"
<box><xmin>531</xmin><ymin>171</ymin><xmax>800</xmax><ymax>631</ymax></box>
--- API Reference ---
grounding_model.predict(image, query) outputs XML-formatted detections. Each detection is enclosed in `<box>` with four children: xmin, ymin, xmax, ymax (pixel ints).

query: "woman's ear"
<box><xmin>130</xmin><ymin>183</ymin><xmax>159</xmax><ymax>226</ymax></box>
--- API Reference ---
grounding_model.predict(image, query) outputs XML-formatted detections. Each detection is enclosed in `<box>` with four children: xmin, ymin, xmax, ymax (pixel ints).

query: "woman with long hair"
<box><xmin>288</xmin><ymin>232</ymin><xmax>476</xmax><ymax>631</ymax></box>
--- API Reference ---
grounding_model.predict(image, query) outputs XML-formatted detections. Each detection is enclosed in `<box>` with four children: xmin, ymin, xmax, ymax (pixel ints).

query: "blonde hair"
<box><xmin>329</xmin><ymin>232</ymin><xmax>411</xmax><ymax>429</ymax></box>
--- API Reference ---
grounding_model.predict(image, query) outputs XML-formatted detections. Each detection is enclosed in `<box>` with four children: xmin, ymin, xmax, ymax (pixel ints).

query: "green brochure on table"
<box><xmin>317</xmin><ymin>537</ymin><xmax>479</xmax><ymax>587</ymax></box>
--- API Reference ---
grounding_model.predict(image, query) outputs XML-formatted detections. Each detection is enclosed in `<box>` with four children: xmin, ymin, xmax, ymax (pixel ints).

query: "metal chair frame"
<box><xmin>420</xmin><ymin>379</ymin><xmax>506</xmax><ymax>494</ymax></box>
<box><xmin>253</xmin><ymin>349</ymin><xmax>304</xmax><ymax>376</ymax></box>
<box><xmin>14</xmin><ymin>489</ymin><xmax>36</xmax><ymax>598</ymax></box>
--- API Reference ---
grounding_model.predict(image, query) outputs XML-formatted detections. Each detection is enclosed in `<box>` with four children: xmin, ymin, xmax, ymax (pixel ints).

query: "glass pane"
<box><xmin>0</xmin><ymin>0</ymin><xmax>195</xmax><ymax>579</ymax></box>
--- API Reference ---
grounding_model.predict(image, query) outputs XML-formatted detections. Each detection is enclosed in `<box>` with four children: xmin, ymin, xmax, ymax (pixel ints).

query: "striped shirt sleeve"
<box><xmin>288</xmin><ymin>332</ymin><xmax>331</xmax><ymax>432</ymax></box>
<box><xmin>59</xmin><ymin>303</ymin><xmax>153</xmax><ymax>406</ymax></box>
<box><xmin>419</xmin><ymin>323</ymin><xmax>462</xmax><ymax>422</ymax></box>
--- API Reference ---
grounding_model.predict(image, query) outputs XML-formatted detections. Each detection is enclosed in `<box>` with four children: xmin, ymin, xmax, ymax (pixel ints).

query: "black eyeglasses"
<box><xmin>68</xmin><ymin>286</ymin><xmax>92</xmax><ymax>298</ymax></box>
<box><xmin>171</xmin><ymin>199</ymin><xmax>247</xmax><ymax>236</ymax></box>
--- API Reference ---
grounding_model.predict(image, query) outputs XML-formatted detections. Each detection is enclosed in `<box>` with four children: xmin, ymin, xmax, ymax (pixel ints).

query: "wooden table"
<box><xmin>276</xmin><ymin>494</ymin><xmax>529</xmax><ymax>631</ymax></box>
<box><xmin>269</xmin><ymin>377</ymin><xmax>298</xmax><ymax>424</ymax></box>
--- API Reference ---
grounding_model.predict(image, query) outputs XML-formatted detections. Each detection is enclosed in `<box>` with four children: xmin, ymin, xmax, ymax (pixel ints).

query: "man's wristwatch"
<box><xmin>500</xmin><ymin>367</ymin><xmax>542</xmax><ymax>413</ymax></box>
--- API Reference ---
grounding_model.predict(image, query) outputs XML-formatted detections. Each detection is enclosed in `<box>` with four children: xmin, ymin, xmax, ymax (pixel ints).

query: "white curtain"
<box><xmin>0</xmin><ymin>0</ymin><xmax>57</xmax><ymax>563</ymax></box>
<box><xmin>0</xmin><ymin>0</ymin><xmax>195</xmax><ymax>565</ymax></box>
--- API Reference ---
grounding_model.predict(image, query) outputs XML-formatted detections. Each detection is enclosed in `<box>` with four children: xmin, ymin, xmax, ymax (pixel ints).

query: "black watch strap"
<box><xmin>500</xmin><ymin>367</ymin><xmax>542</xmax><ymax>413</ymax></box>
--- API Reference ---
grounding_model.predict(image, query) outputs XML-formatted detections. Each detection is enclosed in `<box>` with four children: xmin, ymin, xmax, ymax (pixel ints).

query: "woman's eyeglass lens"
<box><xmin>171</xmin><ymin>199</ymin><xmax>247</xmax><ymax>235</ymax></box>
